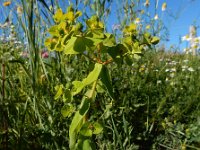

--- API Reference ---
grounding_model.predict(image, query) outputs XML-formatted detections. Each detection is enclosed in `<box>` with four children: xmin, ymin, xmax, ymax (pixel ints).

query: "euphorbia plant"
<box><xmin>45</xmin><ymin>6</ymin><xmax>159</xmax><ymax>149</ymax></box>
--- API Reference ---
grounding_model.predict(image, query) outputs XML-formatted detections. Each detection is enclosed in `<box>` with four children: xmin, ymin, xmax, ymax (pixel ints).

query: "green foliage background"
<box><xmin>0</xmin><ymin>0</ymin><xmax>200</xmax><ymax>149</ymax></box>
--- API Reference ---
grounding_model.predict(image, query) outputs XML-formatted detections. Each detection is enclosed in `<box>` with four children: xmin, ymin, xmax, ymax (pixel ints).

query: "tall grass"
<box><xmin>0</xmin><ymin>0</ymin><xmax>200</xmax><ymax>149</ymax></box>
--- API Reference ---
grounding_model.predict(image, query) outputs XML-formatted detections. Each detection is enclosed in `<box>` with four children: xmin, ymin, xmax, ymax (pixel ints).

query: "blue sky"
<box><xmin>162</xmin><ymin>0</ymin><xmax>200</xmax><ymax>50</ymax></box>
<box><xmin>1</xmin><ymin>0</ymin><xmax>200</xmax><ymax>51</ymax></box>
<box><xmin>105</xmin><ymin>0</ymin><xmax>200</xmax><ymax>51</ymax></box>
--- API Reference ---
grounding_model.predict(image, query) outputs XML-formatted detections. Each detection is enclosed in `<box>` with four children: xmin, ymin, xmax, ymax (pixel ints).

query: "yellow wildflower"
<box><xmin>3</xmin><ymin>1</ymin><xmax>11</xmax><ymax>7</ymax></box>
<box><xmin>134</xmin><ymin>18</ymin><xmax>140</xmax><ymax>24</ymax></box>
<box><xmin>144</xmin><ymin>0</ymin><xmax>150</xmax><ymax>7</ymax></box>
<box><xmin>146</xmin><ymin>25</ymin><xmax>151</xmax><ymax>30</ymax></box>
<box><xmin>17</xmin><ymin>6</ymin><xmax>23</xmax><ymax>16</ymax></box>
<box><xmin>140</xmin><ymin>10</ymin><xmax>145</xmax><ymax>14</ymax></box>
<box><xmin>139</xmin><ymin>65</ymin><xmax>146</xmax><ymax>72</ymax></box>
<box><xmin>162</xmin><ymin>2</ymin><xmax>167</xmax><ymax>11</ymax></box>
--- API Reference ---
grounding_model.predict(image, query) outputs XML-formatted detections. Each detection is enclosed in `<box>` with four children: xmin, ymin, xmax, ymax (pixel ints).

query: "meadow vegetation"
<box><xmin>0</xmin><ymin>0</ymin><xmax>200</xmax><ymax>149</ymax></box>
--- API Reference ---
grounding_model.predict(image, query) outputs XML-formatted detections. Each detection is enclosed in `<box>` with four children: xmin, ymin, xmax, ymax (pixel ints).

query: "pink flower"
<box><xmin>41</xmin><ymin>51</ymin><xmax>49</xmax><ymax>58</ymax></box>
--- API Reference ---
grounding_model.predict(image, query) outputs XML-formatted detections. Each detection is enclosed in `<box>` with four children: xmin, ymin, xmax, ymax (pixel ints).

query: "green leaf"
<box><xmin>67</xmin><ymin>5</ymin><xmax>74</xmax><ymax>12</ymax></box>
<box><xmin>58</xmin><ymin>22</ymin><xmax>68</xmax><ymax>36</ymax></box>
<box><xmin>100</xmin><ymin>66</ymin><xmax>115</xmax><ymax>99</ymax></box>
<box><xmin>86</xmin><ymin>29</ymin><xmax>105</xmax><ymax>39</ymax></box>
<box><xmin>92</xmin><ymin>29</ymin><xmax>104</xmax><ymax>38</ymax></box>
<box><xmin>142</xmin><ymin>32</ymin><xmax>151</xmax><ymax>45</ymax></box>
<box><xmin>107</xmin><ymin>44</ymin><xmax>124</xmax><ymax>64</ymax></box>
<box><xmin>72</xmin><ymin>23</ymin><xmax>83</xmax><ymax>32</ymax></box>
<box><xmin>122</xmin><ymin>39</ymin><xmax>132</xmax><ymax>52</ymax></box>
<box><xmin>64</xmin><ymin>36</ymin><xmax>79</xmax><ymax>54</ymax></box>
<box><xmin>44</xmin><ymin>37</ymin><xmax>59</xmax><ymax>51</ymax></box>
<box><xmin>96</xmin><ymin>81</ymin><xmax>105</xmax><ymax>93</ymax></box>
<box><xmin>151</xmin><ymin>36</ymin><xmax>160</xmax><ymax>45</ymax></box>
<box><xmin>103</xmin><ymin>102</ymin><xmax>113</xmax><ymax>119</ymax></box>
<box><xmin>93</xmin><ymin>122</ymin><xmax>103</xmax><ymax>134</ymax></box>
<box><xmin>80</xmin><ymin>122</ymin><xmax>93</xmax><ymax>137</ymax></box>
<box><xmin>64</xmin><ymin>36</ymin><xmax>94</xmax><ymax>54</ymax></box>
<box><xmin>123</xmin><ymin>23</ymin><xmax>137</xmax><ymax>33</ymax></box>
<box><xmin>103</xmin><ymin>33</ymin><xmax>116</xmax><ymax>47</ymax></box>
<box><xmin>85</xmin><ymin>37</ymin><xmax>103</xmax><ymax>46</ymax></box>
<box><xmin>82</xmin><ymin>139</ymin><xmax>94</xmax><ymax>150</ymax></box>
<box><xmin>72</xmin><ymin>63</ymin><xmax>102</xmax><ymax>95</ymax></box>
<box><xmin>69</xmin><ymin>98</ymin><xmax>90</xmax><ymax>149</ymax></box>
<box><xmin>54</xmin><ymin>84</ymin><xmax>64</xmax><ymax>100</ymax></box>
<box><xmin>55</xmin><ymin>39</ymin><xmax>63</xmax><ymax>51</ymax></box>
<box><xmin>75</xmin><ymin>11</ymin><xmax>82</xmax><ymax>18</ymax></box>
<box><xmin>132</xmin><ymin>42</ymin><xmax>142</xmax><ymax>54</ymax></box>
<box><xmin>72</xmin><ymin>81</ymin><xmax>83</xmax><ymax>89</ymax></box>
<box><xmin>61</xmin><ymin>104</ymin><xmax>75</xmax><ymax>117</ymax></box>
<box><xmin>49</xmin><ymin>25</ymin><xmax>59</xmax><ymax>36</ymax></box>
<box><xmin>124</xmin><ymin>55</ymin><xmax>133</xmax><ymax>66</ymax></box>
<box><xmin>77</xmin><ymin>139</ymin><xmax>96</xmax><ymax>150</ymax></box>
<box><xmin>78</xmin><ymin>37</ymin><xmax>94</xmax><ymax>51</ymax></box>
<box><xmin>144</xmin><ymin>32</ymin><xmax>151</xmax><ymax>38</ymax></box>
<box><xmin>85</xmin><ymin>89</ymin><xmax>97</xmax><ymax>101</ymax></box>
<box><xmin>86</xmin><ymin>15</ymin><xmax>104</xmax><ymax>30</ymax></box>
<box><xmin>63</xmin><ymin>89</ymin><xmax>72</xmax><ymax>103</ymax></box>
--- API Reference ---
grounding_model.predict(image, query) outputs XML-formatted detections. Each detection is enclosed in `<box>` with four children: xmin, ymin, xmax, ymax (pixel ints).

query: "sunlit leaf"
<box><xmin>44</xmin><ymin>37</ymin><xmax>61</xmax><ymax>51</ymax></box>
<box><xmin>64</xmin><ymin>36</ymin><xmax>79</xmax><ymax>54</ymax></box>
<box><xmin>86</xmin><ymin>29</ymin><xmax>105</xmax><ymax>39</ymax></box>
<box><xmin>54</xmin><ymin>84</ymin><xmax>63</xmax><ymax>100</ymax></box>
<box><xmin>72</xmin><ymin>23</ymin><xmax>83</xmax><ymax>32</ymax></box>
<box><xmin>85</xmin><ymin>37</ymin><xmax>103</xmax><ymax>47</ymax></box>
<box><xmin>72</xmin><ymin>63</ymin><xmax>102</xmax><ymax>95</ymax></box>
<box><xmin>49</xmin><ymin>25</ymin><xmax>59</xmax><ymax>36</ymax></box>
<box><xmin>82</xmin><ymin>139</ymin><xmax>94</xmax><ymax>150</ymax></box>
<box><xmin>61</xmin><ymin>104</ymin><xmax>75</xmax><ymax>117</ymax></box>
<box><xmin>77</xmin><ymin>139</ymin><xmax>95</xmax><ymax>150</ymax></box>
<box><xmin>103</xmin><ymin>33</ymin><xmax>116</xmax><ymax>47</ymax></box>
<box><xmin>64</xmin><ymin>36</ymin><xmax>93</xmax><ymax>54</ymax></box>
<box><xmin>151</xmin><ymin>36</ymin><xmax>160</xmax><ymax>45</ymax></box>
<box><xmin>123</xmin><ymin>23</ymin><xmax>137</xmax><ymax>33</ymax></box>
<box><xmin>93</xmin><ymin>122</ymin><xmax>103</xmax><ymax>134</ymax></box>
<box><xmin>85</xmin><ymin>89</ymin><xmax>97</xmax><ymax>100</ymax></box>
<box><xmin>80</xmin><ymin>122</ymin><xmax>93</xmax><ymax>137</ymax></box>
<box><xmin>69</xmin><ymin>98</ymin><xmax>90</xmax><ymax>149</ymax></box>
<box><xmin>96</xmin><ymin>81</ymin><xmax>105</xmax><ymax>93</ymax></box>
<box><xmin>86</xmin><ymin>15</ymin><xmax>104</xmax><ymax>30</ymax></box>
<box><xmin>55</xmin><ymin>39</ymin><xmax>63</xmax><ymax>51</ymax></box>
